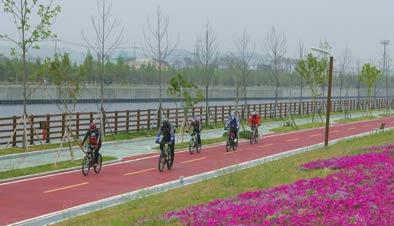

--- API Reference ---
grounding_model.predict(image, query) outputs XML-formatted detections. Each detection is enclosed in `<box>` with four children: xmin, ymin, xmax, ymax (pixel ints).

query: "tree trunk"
<box><xmin>205</xmin><ymin>85</ymin><xmax>209</xmax><ymax>125</ymax></box>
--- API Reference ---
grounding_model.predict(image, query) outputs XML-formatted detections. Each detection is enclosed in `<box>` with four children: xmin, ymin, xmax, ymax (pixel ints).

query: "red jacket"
<box><xmin>248</xmin><ymin>115</ymin><xmax>261</xmax><ymax>126</ymax></box>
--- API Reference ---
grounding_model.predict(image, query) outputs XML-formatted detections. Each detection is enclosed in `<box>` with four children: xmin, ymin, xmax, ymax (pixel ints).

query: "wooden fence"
<box><xmin>0</xmin><ymin>98</ymin><xmax>391</xmax><ymax>146</ymax></box>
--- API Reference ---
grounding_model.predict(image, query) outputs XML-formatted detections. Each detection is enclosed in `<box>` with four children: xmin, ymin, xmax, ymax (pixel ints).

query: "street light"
<box><xmin>311</xmin><ymin>47</ymin><xmax>334</xmax><ymax>147</ymax></box>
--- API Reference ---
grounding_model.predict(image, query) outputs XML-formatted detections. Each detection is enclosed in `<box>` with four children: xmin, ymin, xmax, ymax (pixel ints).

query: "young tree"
<box><xmin>82</xmin><ymin>0</ymin><xmax>124</xmax><ymax>137</ymax></box>
<box><xmin>265</xmin><ymin>26</ymin><xmax>286</xmax><ymax>118</ymax></box>
<box><xmin>234</xmin><ymin>30</ymin><xmax>255</xmax><ymax>118</ymax></box>
<box><xmin>359</xmin><ymin>63</ymin><xmax>381</xmax><ymax>116</ymax></box>
<box><xmin>44</xmin><ymin>53</ymin><xmax>84</xmax><ymax>163</ymax></box>
<box><xmin>167</xmin><ymin>73</ymin><xmax>203</xmax><ymax>142</ymax></box>
<box><xmin>296</xmin><ymin>53</ymin><xmax>327</xmax><ymax>122</ymax></box>
<box><xmin>194</xmin><ymin>22</ymin><xmax>219</xmax><ymax>125</ymax></box>
<box><xmin>296</xmin><ymin>41</ymin><xmax>305</xmax><ymax>115</ymax></box>
<box><xmin>0</xmin><ymin>0</ymin><xmax>61</xmax><ymax>149</ymax></box>
<box><xmin>143</xmin><ymin>5</ymin><xmax>177</xmax><ymax>113</ymax></box>
<box><xmin>338</xmin><ymin>46</ymin><xmax>352</xmax><ymax>108</ymax></box>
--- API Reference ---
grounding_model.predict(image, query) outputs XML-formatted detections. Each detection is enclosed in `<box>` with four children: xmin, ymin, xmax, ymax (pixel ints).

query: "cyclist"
<box><xmin>155</xmin><ymin>119</ymin><xmax>176</xmax><ymax>166</ymax></box>
<box><xmin>248</xmin><ymin>111</ymin><xmax>261</xmax><ymax>137</ymax></box>
<box><xmin>81</xmin><ymin>123</ymin><xmax>102</xmax><ymax>167</ymax></box>
<box><xmin>186</xmin><ymin>115</ymin><xmax>202</xmax><ymax>146</ymax></box>
<box><xmin>225</xmin><ymin>111</ymin><xmax>240</xmax><ymax>143</ymax></box>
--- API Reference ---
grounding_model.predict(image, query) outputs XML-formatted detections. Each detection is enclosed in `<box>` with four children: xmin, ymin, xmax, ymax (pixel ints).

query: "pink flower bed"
<box><xmin>165</xmin><ymin>148</ymin><xmax>394</xmax><ymax>225</ymax></box>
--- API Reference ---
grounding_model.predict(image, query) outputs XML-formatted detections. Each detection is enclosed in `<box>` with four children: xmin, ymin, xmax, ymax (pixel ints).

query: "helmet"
<box><xmin>162</xmin><ymin>118</ymin><xmax>169</xmax><ymax>126</ymax></box>
<box><xmin>89</xmin><ymin>123</ymin><xmax>96</xmax><ymax>130</ymax></box>
<box><xmin>251</xmin><ymin>111</ymin><xmax>257</xmax><ymax>116</ymax></box>
<box><xmin>230</xmin><ymin>111</ymin><xmax>236</xmax><ymax>117</ymax></box>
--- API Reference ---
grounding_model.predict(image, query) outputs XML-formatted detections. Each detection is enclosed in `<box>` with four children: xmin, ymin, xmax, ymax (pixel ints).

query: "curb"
<box><xmin>10</xmin><ymin>127</ymin><xmax>393</xmax><ymax>226</ymax></box>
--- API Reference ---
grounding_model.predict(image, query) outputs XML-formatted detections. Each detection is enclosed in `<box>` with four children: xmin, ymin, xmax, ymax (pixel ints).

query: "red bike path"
<box><xmin>0</xmin><ymin>117</ymin><xmax>393</xmax><ymax>225</ymax></box>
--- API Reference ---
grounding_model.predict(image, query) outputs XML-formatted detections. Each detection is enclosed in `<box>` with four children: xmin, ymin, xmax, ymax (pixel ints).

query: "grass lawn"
<box><xmin>335</xmin><ymin>116</ymin><xmax>376</xmax><ymax>123</ymax></box>
<box><xmin>0</xmin><ymin>156</ymin><xmax>117</xmax><ymax>180</ymax></box>
<box><xmin>270</xmin><ymin>122</ymin><xmax>325</xmax><ymax>133</ymax></box>
<box><xmin>55</xmin><ymin>128</ymin><xmax>394</xmax><ymax>226</ymax></box>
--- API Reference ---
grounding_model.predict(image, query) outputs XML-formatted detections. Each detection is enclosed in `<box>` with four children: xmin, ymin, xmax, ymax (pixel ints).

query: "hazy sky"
<box><xmin>0</xmin><ymin>0</ymin><xmax>393</xmax><ymax>65</ymax></box>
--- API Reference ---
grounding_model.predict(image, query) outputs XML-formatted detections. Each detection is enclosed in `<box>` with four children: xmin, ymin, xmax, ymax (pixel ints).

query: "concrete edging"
<box><xmin>10</xmin><ymin>127</ymin><xmax>393</xmax><ymax>226</ymax></box>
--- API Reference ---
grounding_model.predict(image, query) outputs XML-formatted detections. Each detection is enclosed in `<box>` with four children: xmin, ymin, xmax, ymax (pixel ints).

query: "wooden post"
<box><xmin>114</xmin><ymin>111</ymin><xmax>118</xmax><ymax>134</ymax></box>
<box><xmin>258</xmin><ymin>104</ymin><xmax>262</xmax><ymax>117</ymax></box>
<box><xmin>147</xmin><ymin>109</ymin><xmax>151</xmax><ymax>130</ymax></box>
<box><xmin>307</xmin><ymin>102</ymin><xmax>310</xmax><ymax>115</ymax></box>
<box><xmin>175</xmin><ymin>108</ymin><xmax>179</xmax><ymax>127</ymax></box>
<box><xmin>214</xmin><ymin>106</ymin><xmax>217</xmax><ymax>124</ymax></box>
<box><xmin>137</xmin><ymin>110</ymin><xmax>141</xmax><ymax>131</ymax></box>
<box><xmin>126</xmin><ymin>110</ymin><xmax>130</xmax><ymax>132</ymax></box>
<box><xmin>284</xmin><ymin>103</ymin><xmax>287</xmax><ymax>117</ymax></box>
<box><xmin>61</xmin><ymin>113</ymin><xmax>66</xmax><ymax>139</ymax></box>
<box><xmin>264</xmin><ymin>104</ymin><xmax>267</xmax><ymax>118</ymax></box>
<box><xmin>221</xmin><ymin>106</ymin><xmax>225</xmax><ymax>123</ymax></box>
<box><xmin>76</xmin><ymin>112</ymin><xmax>80</xmax><ymax>138</ymax></box>
<box><xmin>12</xmin><ymin>116</ymin><xmax>17</xmax><ymax>147</ymax></box>
<box><xmin>280</xmin><ymin>103</ymin><xmax>283</xmax><ymax>118</ymax></box>
<box><xmin>29</xmin><ymin>115</ymin><xmax>34</xmax><ymax>145</ymax></box>
<box><xmin>46</xmin><ymin>114</ymin><xmax>50</xmax><ymax>143</ymax></box>
<box><xmin>102</xmin><ymin>112</ymin><xmax>106</xmax><ymax>135</ymax></box>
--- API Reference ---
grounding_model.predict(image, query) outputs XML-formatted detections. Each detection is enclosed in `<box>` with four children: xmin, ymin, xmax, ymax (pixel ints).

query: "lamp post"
<box><xmin>311</xmin><ymin>47</ymin><xmax>334</xmax><ymax>147</ymax></box>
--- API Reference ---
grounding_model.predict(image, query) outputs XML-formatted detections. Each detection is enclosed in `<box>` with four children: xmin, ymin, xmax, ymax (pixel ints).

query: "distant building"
<box><xmin>125</xmin><ymin>58</ymin><xmax>170</xmax><ymax>70</ymax></box>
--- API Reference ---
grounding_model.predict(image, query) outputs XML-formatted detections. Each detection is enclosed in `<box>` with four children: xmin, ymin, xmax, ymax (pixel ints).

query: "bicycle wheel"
<box><xmin>196</xmin><ymin>139</ymin><xmax>201</xmax><ymax>153</ymax></box>
<box><xmin>189</xmin><ymin>137</ymin><xmax>194</xmax><ymax>154</ymax></box>
<box><xmin>158</xmin><ymin>150</ymin><xmax>166</xmax><ymax>172</ymax></box>
<box><xmin>165</xmin><ymin>144</ymin><xmax>173</xmax><ymax>170</ymax></box>
<box><xmin>94</xmin><ymin>153</ymin><xmax>103</xmax><ymax>174</ymax></box>
<box><xmin>233</xmin><ymin>138</ymin><xmax>238</xmax><ymax>151</ymax></box>
<box><xmin>226</xmin><ymin>138</ymin><xmax>231</xmax><ymax>152</ymax></box>
<box><xmin>82</xmin><ymin>155</ymin><xmax>90</xmax><ymax>176</ymax></box>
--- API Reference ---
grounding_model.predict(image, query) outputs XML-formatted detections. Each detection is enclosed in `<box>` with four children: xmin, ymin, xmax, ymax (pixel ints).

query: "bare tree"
<box><xmin>143</xmin><ymin>5</ymin><xmax>177</xmax><ymax>115</ymax></box>
<box><xmin>0</xmin><ymin>0</ymin><xmax>61</xmax><ymax>149</ymax></box>
<box><xmin>234</xmin><ymin>30</ymin><xmax>255</xmax><ymax>117</ymax></box>
<box><xmin>297</xmin><ymin>41</ymin><xmax>305</xmax><ymax>115</ymax></box>
<box><xmin>82</xmin><ymin>0</ymin><xmax>125</xmax><ymax>137</ymax></box>
<box><xmin>194</xmin><ymin>22</ymin><xmax>219</xmax><ymax>125</ymax></box>
<box><xmin>338</xmin><ymin>46</ymin><xmax>352</xmax><ymax>107</ymax></box>
<box><xmin>265</xmin><ymin>25</ymin><xmax>287</xmax><ymax>118</ymax></box>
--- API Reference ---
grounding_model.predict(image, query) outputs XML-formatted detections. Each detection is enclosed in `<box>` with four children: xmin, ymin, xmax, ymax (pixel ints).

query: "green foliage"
<box><xmin>1</xmin><ymin>0</ymin><xmax>62</xmax><ymax>52</ymax></box>
<box><xmin>296</xmin><ymin>53</ymin><xmax>328</xmax><ymax>122</ymax></box>
<box><xmin>167</xmin><ymin>73</ymin><xmax>204</xmax><ymax>111</ymax></box>
<box><xmin>359</xmin><ymin>63</ymin><xmax>381</xmax><ymax>97</ymax></box>
<box><xmin>43</xmin><ymin>53</ymin><xmax>84</xmax><ymax>106</ymax></box>
<box><xmin>239</xmin><ymin>130</ymin><xmax>252</xmax><ymax>139</ymax></box>
<box><xmin>296</xmin><ymin>53</ymin><xmax>327</xmax><ymax>99</ymax></box>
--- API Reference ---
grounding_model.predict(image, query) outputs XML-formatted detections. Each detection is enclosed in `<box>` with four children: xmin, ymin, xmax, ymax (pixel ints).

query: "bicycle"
<box><xmin>188</xmin><ymin>131</ymin><xmax>201</xmax><ymax>154</ymax></box>
<box><xmin>225</xmin><ymin>127</ymin><xmax>238</xmax><ymax>152</ymax></box>
<box><xmin>158</xmin><ymin>141</ymin><xmax>173</xmax><ymax>172</ymax></box>
<box><xmin>250</xmin><ymin>125</ymin><xmax>259</xmax><ymax>144</ymax></box>
<box><xmin>81</xmin><ymin>145</ymin><xmax>102</xmax><ymax>176</ymax></box>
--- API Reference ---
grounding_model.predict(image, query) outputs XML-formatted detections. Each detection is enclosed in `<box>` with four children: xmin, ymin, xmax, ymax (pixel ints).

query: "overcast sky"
<box><xmin>0</xmin><ymin>0</ymin><xmax>392</xmax><ymax>65</ymax></box>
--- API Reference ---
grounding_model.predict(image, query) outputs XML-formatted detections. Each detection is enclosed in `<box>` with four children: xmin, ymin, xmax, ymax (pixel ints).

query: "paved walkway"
<box><xmin>0</xmin><ymin>117</ymin><xmax>392</xmax><ymax>225</ymax></box>
<box><xmin>0</xmin><ymin>111</ymin><xmax>385</xmax><ymax>171</ymax></box>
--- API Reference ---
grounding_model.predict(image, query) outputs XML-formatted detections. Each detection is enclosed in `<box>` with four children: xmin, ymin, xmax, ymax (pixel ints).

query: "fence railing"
<box><xmin>0</xmin><ymin>98</ymin><xmax>391</xmax><ymax>146</ymax></box>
